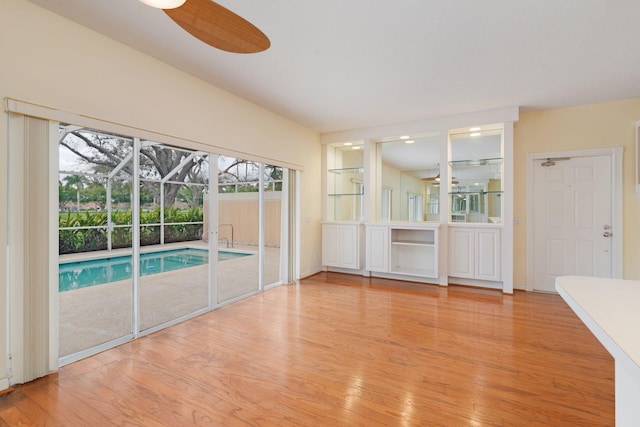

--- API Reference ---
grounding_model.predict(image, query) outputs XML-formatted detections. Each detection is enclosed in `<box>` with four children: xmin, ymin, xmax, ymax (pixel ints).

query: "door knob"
<box><xmin>603</xmin><ymin>232</ymin><xmax>612</xmax><ymax>237</ymax></box>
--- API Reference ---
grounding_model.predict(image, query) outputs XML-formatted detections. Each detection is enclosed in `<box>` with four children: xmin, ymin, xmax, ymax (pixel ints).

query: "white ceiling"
<box><xmin>26</xmin><ymin>0</ymin><xmax>640</xmax><ymax>134</ymax></box>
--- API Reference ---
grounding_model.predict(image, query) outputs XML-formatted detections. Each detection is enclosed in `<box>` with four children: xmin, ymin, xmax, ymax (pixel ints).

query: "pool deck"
<box><xmin>59</xmin><ymin>241</ymin><xmax>281</xmax><ymax>358</ymax></box>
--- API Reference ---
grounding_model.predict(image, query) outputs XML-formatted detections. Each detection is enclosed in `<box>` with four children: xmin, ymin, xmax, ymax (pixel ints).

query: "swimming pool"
<box><xmin>59</xmin><ymin>248</ymin><xmax>250</xmax><ymax>292</ymax></box>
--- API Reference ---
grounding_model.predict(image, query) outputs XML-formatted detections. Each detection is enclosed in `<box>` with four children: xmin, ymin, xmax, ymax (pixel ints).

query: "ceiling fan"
<box><xmin>139</xmin><ymin>0</ymin><xmax>270</xmax><ymax>54</ymax></box>
<box><xmin>422</xmin><ymin>174</ymin><xmax>459</xmax><ymax>185</ymax></box>
<box><xmin>421</xmin><ymin>165</ymin><xmax>459</xmax><ymax>185</ymax></box>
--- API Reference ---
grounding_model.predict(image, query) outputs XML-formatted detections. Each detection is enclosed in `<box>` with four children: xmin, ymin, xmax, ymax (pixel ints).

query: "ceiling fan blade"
<box><xmin>164</xmin><ymin>0</ymin><xmax>270</xmax><ymax>53</ymax></box>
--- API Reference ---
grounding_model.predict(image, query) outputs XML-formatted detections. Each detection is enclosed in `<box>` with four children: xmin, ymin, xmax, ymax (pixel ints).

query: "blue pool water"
<box><xmin>59</xmin><ymin>248</ymin><xmax>249</xmax><ymax>292</ymax></box>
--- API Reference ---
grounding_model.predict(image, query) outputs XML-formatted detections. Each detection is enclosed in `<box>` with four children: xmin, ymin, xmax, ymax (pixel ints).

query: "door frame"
<box><xmin>525</xmin><ymin>147</ymin><xmax>623</xmax><ymax>291</ymax></box>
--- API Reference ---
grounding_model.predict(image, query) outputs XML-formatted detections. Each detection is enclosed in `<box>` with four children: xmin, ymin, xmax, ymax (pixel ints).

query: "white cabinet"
<box><xmin>322</xmin><ymin>222</ymin><xmax>362</xmax><ymax>270</ymax></box>
<box><xmin>448</xmin><ymin>228</ymin><xmax>475</xmax><ymax>278</ymax></box>
<box><xmin>365</xmin><ymin>225</ymin><xmax>389</xmax><ymax>272</ymax></box>
<box><xmin>365</xmin><ymin>224</ymin><xmax>439</xmax><ymax>279</ymax></box>
<box><xmin>476</xmin><ymin>229</ymin><xmax>501</xmax><ymax>281</ymax></box>
<box><xmin>449</xmin><ymin>227</ymin><xmax>501</xmax><ymax>281</ymax></box>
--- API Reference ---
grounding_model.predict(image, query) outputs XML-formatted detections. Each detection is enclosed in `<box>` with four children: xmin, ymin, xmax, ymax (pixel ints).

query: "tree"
<box><xmin>63</xmin><ymin>174</ymin><xmax>85</xmax><ymax>211</ymax></box>
<box><xmin>60</xmin><ymin>130</ymin><xmax>206</xmax><ymax>207</ymax></box>
<box><xmin>58</xmin><ymin>181</ymin><xmax>76</xmax><ymax>211</ymax></box>
<box><xmin>264</xmin><ymin>165</ymin><xmax>283</xmax><ymax>191</ymax></box>
<box><xmin>177</xmin><ymin>184</ymin><xmax>205</xmax><ymax>208</ymax></box>
<box><xmin>83</xmin><ymin>182</ymin><xmax>107</xmax><ymax>210</ymax></box>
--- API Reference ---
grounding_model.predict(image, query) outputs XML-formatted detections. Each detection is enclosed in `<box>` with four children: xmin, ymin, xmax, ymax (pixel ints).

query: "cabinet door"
<box><xmin>366</xmin><ymin>226</ymin><xmax>389</xmax><ymax>272</ymax></box>
<box><xmin>476</xmin><ymin>229</ymin><xmax>501</xmax><ymax>281</ymax></box>
<box><xmin>339</xmin><ymin>224</ymin><xmax>359</xmax><ymax>269</ymax></box>
<box><xmin>322</xmin><ymin>224</ymin><xmax>341</xmax><ymax>267</ymax></box>
<box><xmin>448</xmin><ymin>228</ymin><xmax>475</xmax><ymax>278</ymax></box>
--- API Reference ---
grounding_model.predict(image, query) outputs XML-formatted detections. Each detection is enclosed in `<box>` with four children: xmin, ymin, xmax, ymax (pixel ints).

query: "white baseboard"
<box><xmin>0</xmin><ymin>377</ymin><xmax>10</xmax><ymax>392</ymax></box>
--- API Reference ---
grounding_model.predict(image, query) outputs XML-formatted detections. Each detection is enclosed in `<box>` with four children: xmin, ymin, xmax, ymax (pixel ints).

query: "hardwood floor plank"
<box><xmin>0</xmin><ymin>395</ymin><xmax>34</xmax><ymax>427</ymax></box>
<box><xmin>0</xmin><ymin>273</ymin><xmax>614</xmax><ymax>425</ymax></box>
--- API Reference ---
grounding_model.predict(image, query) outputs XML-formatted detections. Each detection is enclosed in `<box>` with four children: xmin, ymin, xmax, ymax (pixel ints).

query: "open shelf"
<box><xmin>448</xmin><ymin>190</ymin><xmax>503</xmax><ymax>195</ymax></box>
<box><xmin>390</xmin><ymin>243</ymin><xmax>437</xmax><ymax>278</ymax></box>
<box><xmin>327</xmin><ymin>167</ymin><xmax>364</xmax><ymax>197</ymax></box>
<box><xmin>391</xmin><ymin>240</ymin><xmax>435</xmax><ymax>247</ymax></box>
<box><xmin>326</xmin><ymin>163</ymin><xmax>364</xmax><ymax>221</ymax></box>
<box><xmin>448</xmin><ymin>156</ymin><xmax>503</xmax><ymax>224</ymax></box>
<box><xmin>328</xmin><ymin>167</ymin><xmax>365</xmax><ymax>174</ymax></box>
<box><xmin>387</xmin><ymin>226</ymin><xmax>438</xmax><ymax>278</ymax></box>
<box><xmin>328</xmin><ymin>192</ymin><xmax>364</xmax><ymax>196</ymax></box>
<box><xmin>449</xmin><ymin>157</ymin><xmax>503</xmax><ymax>167</ymax></box>
<box><xmin>391</xmin><ymin>228</ymin><xmax>435</xmax><ymax>245</ymax></box>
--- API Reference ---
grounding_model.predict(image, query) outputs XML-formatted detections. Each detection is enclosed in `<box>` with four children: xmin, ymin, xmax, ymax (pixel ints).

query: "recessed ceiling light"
<box><xmin>469</xmin><ymin>127</ymin><xmax>481</xmax><ymax>132</ymax></box>
<box><xmin>343</xmin><ymin>142</ymin><xmax>353</xmax><ymax>146</ymax></box>
<box><xmin>400</xmin><ymin>135</ymin><xmax>410</xmax><ymax>140</ymax></box>
<box><xmin>405</xmin><ymin>140</ymin><xmax>415</xmax><ymax>144</ymax></box>
<box><xmin>352</xmin><ymin>146</ymin><xmax>362</xmax><ymax>150</ymax></box>
<box><xmin>470</xmin><ymin>132</ymin><xmax>481</xmax><ymax>137</ymax></box>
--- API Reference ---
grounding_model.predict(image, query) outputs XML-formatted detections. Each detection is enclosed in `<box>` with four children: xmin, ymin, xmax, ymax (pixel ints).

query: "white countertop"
<box><xmin>555</xmin><ymin>276</ymin><xmax>640</xmax><ymax>381</ymax></box>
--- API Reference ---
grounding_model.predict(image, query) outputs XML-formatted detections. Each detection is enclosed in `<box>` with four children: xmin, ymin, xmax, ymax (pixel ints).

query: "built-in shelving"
<box><xmin>365</xmin><ymin>224</ymin><xmax>439</xmax><ymax>280</ymax></box>
<box><xmin>389</xmin><ymin>227</ymin><xmax>438</xmax><ymax>278</ymax></box>
<box><xmin>391</xmin><ymin>229</ymin><xmax>435</xmax><ymax>245</ymax></box>
<box><xmin>448</xmin><ymin>156</ymin><xmax>503</xmax><ymax>224</ymax></box>
<box><xmin>328</xmin><ymin>167</ymin><xmax>365</xmax><ymax>174</ymax></box>
<box><xmin>323</xmin><ymin>119</ymin><xmax>513</xmax><ymax>293</ymax></box>
<box><xmin>448</xmin><ymin>157</ymin><xmax>503</xmax><ymax>167</ymax></box>
<box><xmin>327</xmin><ymin>167</ymin><xmax>364</xmax><ymax>196</ymax></box>
<box><xmin>448</xmin><ymin>190</ymin><xmax>503</xmax><ymax>195</ymax></box>
<box><xmin>391</xmin><ymin>240</ymin><xmax>434</xmax><ymax>246</ymax></box>
<box><xmin>328</xmin><ymin>192</ymin><xmax>364</xmax><ymax>196</ymax></box>
<box><xmin>327</xmin><ymin>163</ymin><xmax>364</xmax><ymax>220</ymax></box>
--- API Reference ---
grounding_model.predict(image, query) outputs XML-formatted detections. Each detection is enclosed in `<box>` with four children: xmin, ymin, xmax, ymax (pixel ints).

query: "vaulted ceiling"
<box><xmin>27</xmin><ymin>0</ymin><xmax>640</xmax><ymax>133</ymax></box>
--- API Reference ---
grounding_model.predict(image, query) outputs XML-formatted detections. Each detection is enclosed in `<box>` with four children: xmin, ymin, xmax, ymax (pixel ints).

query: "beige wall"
<box><xmin>0</xmin><ymin>0</ymin><xmax>322</xmax><ymax>274</ymax></box>
<box><xmin>514</xmin><ymin>98</ymin><xmax>640</xmax><ymax>287</ymax></box>
<box><xmin>0</xmin><ymin>0</ymin><xmax>322</xmax><ymax>385</ymax></box>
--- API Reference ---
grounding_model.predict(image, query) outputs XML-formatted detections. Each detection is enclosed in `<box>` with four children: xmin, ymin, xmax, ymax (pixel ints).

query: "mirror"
<box><xmin>449</xmin><ymin>128</ymin><xmax>503</xmax><ymax>223</ymax></box>
<box><xmin>378</xmin><ymin>133</ymin><xmax>441</xmax><ymax>222</ymax></box>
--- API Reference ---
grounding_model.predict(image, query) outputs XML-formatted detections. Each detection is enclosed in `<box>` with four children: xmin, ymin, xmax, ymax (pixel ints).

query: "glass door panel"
<box><xmin>217</xmin><ymin>157</ymin><xmax>260</xmax><ymax>303</ymax></box>
<box><xmin>58</xmin><ymin>127</ymin><xmax>134</xmax><ymax>359</ymax></box>
<box><xmin>263</xmin><ymin>165</ymin><xmax>284</xmax><ymax>287</ymax></box>
<box><xmin>138</xmin><ymin>143</ymin><xmax>209</xmax><ymax>331</ymax></box>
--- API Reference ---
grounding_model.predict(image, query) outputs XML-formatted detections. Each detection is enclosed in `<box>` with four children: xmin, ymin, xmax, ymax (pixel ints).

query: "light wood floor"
<box><xmin>0</xmin><ymin>273</ymin><xmax>614</xmax><ymax>426</ymax></box>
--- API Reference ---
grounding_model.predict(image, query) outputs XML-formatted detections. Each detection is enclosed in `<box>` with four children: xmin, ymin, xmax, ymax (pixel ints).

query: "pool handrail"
<box><xmin>217</xmin><ymin>223</ymin><xmax>234</xmax><ymax>248</ymax></box>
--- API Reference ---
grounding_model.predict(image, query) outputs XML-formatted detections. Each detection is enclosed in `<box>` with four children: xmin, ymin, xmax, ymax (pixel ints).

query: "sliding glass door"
<box><xmin>263</xmin><ymin>164</ymin><xmax>285</xmax><ymax>288</ymax></box>
<box><xmin>217</xmin><ymin>157</ymin><xmax>260</xmax><ymax>303</ymax></box>
<box><xmin>138</xmin><ymin>142</ymin><xmax>211</xmax><ymax>332</ymax></box>
<box><xmin>58</xmin><ymin>127</ymin><xmax>134</xmax><ymax>360</ymax></box>
<box><xmin>56</xmin><ymin>124</ymin><xmax>292</xmax><ymax>364</ymax></box>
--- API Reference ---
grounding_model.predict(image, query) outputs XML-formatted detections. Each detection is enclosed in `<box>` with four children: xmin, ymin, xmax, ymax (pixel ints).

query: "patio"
<box><xmin>59</xmin><ymin>242</ymin><xmax>281</xmax><ymax>358</ymax></box>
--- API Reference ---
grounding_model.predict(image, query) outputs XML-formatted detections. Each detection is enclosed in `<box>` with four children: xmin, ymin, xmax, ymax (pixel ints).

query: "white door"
<box><xmin>532</xmin><ymin>155</ymin><xmax>613</xmax><ymax>292</ymax></box>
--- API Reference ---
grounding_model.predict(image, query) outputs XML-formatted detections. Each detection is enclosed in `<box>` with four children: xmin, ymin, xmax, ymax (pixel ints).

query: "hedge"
<box><xmin>59</xmin><ymin>207</ymin><xmax>203</xmax><ymax>254</ymax></box>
